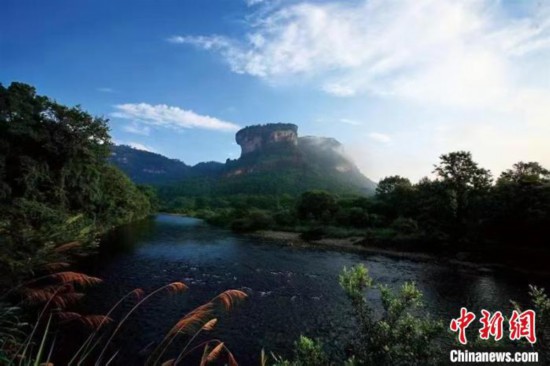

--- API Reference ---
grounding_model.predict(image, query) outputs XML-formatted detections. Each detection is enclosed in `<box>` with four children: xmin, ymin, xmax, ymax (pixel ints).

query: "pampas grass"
<box><xmin>6</xmin><ymin>263</ymin><xmax>245</xmax><ymax>366</ymax></box>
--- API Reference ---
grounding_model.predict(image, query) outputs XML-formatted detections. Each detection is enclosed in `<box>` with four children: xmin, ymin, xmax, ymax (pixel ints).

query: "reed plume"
<box><xmin>201</xmin><ymin>318</ymin><xmax>217</xmax><ymax>331</ymax></box>
<box><xmin>196</xmin><ymin>341</ymin><xmax>238</xmax><ymax>366</ymax></box>
<box><xmin>205</xmin><ymin>342</ymin><xmax>224</xmax><ymax>363</ymax></box>
<box><xmin>51</xmin><ymin>292</ymin><xmax>84</xmax><ymax>308</ymax></box>
<box><xmin>168</xmin><ymin>303</ymin><xmax>214</xmax><ymax>336</ymax></box>
<box><xmin>49</xmin><ymin>272</ymin><xmax>102</xmax><ymax>286</ymax></box>
<box><xmin>96</xmin><ymin>282</ymin><xmax>188</xmax><ymax>365</ymax></box>
<box><xmin>166</xmin><ymin>282</ymin><xmax>188</xmax><ymax>294</ymax></box>
<box><xmin>80</xmin><ymin>315</ymin><xmax>112</xmax><ymax>330</ymax></box>
<box><xmin>214</xmin><ymin>290</ymin><xmax>248</xmax><ymax>311</ymax></box>
<box><xmin>148</xmin><ymin>288</ymin><xmax>246</xmax><ymax>365</ymax></box>
<box><xmin>57</xmin><ymin>311</ymin><xmax>82</xmax><ymax>323</ymax></box>
<box><xmin>53</xmin><ymin>241</ymin><xmax>81</xmax><ymax>253</ymax></box>
<box><xmin>68</xmin><ymin>287</ymin><xmax>145</xmax><ymax>365</ymax></box>
<box><xmin>41</xmin><ymin>262</ymin><xmax>71</xmax><ymax>272</ymax></box>
<box><xmin>22</xmin><ymin>285</ymin><xmax>70</xmax><ymax>304</ymax></box>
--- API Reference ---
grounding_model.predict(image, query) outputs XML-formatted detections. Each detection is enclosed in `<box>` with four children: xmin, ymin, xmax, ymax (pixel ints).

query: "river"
<box><xmin>75</xmin><ymin>214</ymin><xmax>549</xmax><ymax>365</ymax></box>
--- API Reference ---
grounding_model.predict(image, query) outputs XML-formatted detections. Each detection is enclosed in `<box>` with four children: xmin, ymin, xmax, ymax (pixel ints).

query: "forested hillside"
<box><xmin>0</xmin><ymin>82</ymin><xmax>155</xmax><ymax>287</ymax></box>
<box><xmin>110</xmin><ymin>124</ymin><xmax>376</xmax><ymax>213</ymax></box>
<box><xmin>109</xmin><ymin>145</ymin><xmax>192</xmax><ymax>184</ymax></box>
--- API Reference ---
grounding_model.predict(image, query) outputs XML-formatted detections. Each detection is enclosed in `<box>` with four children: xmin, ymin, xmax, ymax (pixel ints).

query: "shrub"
<box><xmin>231</xmin><ymin>209</ymin><xmax>274</xmax><ymax>232</ymax></box>
<box><xmin>391</xmin><ymin>217</ymin><xmax>419</xmax><ymax>235</ymax></box>
<box><xmin>339</xmin><ymin>264</ymin><xmax>444</xmax><ymax>365</ymax></box>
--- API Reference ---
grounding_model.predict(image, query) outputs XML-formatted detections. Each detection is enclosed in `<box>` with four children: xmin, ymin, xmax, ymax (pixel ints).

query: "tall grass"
<box><xmin>3</xmin><ymin>271</ymin><xmax>246</xmax><ymax>365</ymax></box>
<box><xmin>1</xmin><ymin>237</ymin><xmax>247</xmax><ymax>365</ymax></box>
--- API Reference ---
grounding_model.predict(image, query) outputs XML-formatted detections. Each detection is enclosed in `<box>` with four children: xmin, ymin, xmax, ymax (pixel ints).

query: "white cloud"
<box><xmin>173</xmin><ymin>0</ymin><xmax>550</xmax><ymax>112</ymax></box>
<box><xmin>245</xmin><ymin>0</ymin><xmax>266</xmax><ymax>6</ymax></box>
<box><xmin>112</xmin><ymin>103</ymin><xmax>240</xmax><ymax>132</ymax></box>
<box><xmin>171</xmin><ymin>0</ymin><xmax>550</xmax><ymax>180</ymax></box>
<box><xmin>123</xmin><ymin>123</ymin><xmax>151</xmax><ymax>136</ymax></box>
<box><xmin>112</xmin><ymin>139</ymin><xmax>156</xmax><ymax>153</ymax></box>
<box><xmin>127</xmin><ymin>142</ymin><xmax>156</xmax><ymax>153</ymax></box>
<box><xmin>97</xmin><ymin>87</ymin><xmax>115</xmax><ymax>93</ymax></box>
<box><xmin>323</xmin><ymin>83</ymin><xmax>356</xmax><ymax>97</ymax></box>
<box><xmin>368</xmin><ymin>132</ymin><xmax>391</xmax><ymax>143</ymax></box>
<box><xmin>339</xmin><ymin>118</ymin><xmax>362</xmax><ymax>126</ymax></box>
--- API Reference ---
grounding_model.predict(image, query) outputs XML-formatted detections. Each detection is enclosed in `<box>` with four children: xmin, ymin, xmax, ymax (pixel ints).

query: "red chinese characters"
<box><xmin>509</xmin><ymin>309</ymin><xmax>537</xmax><ymax>344</ymax></box>
<box><xmin>479</xmin><ymin>309</ymin><xmax>504</xmax><ymax>341</ymax></box>
<box><xmin>450</xmin><ymin>307</ymin><xmax>476</xmax><ymax>345</ymax></box>
<box><xmin>450</xmin><ymin>307</ymin><xmax>537</xmax><ymax>345</ymax></box>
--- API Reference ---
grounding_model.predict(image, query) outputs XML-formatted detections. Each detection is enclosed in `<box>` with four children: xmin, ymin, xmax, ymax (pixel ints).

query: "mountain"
<box><xmin>109</xmin><ymin>123</ymin><xmax>376</xmax><ymax>195</ymax></box>
<box><xmin>109</xmin><ymin>145</ymin><xmax>192</xmax><ymax>184</ymax></box>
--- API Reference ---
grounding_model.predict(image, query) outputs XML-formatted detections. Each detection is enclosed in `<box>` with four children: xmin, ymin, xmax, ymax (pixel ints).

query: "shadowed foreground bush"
<box><xmin>272</xmin><ymin>265</ymin><xmax>550</xmax><ymax>365</ymax></box>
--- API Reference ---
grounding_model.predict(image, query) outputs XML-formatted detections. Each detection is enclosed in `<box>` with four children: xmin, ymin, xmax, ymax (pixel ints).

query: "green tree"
<box><xmin>0</xmin><ymin>82</ymin><xmax>154</xmax><ymax>286</ymax></box>
<box><xmin>375</xmin><ymin>176</ymin><xmax>414</xmax><ymax>220</ymax></box>
<box><xmin>489</xmin><ymin>161</ymin><xmax>550</xmax><ymax>248</ymax></box>
<box><xmin>497</xmin><ymin>161</ymin><xmax>550</xmax><ymax>185</ymax></box>
<box><xmin>433</xmin><ymin>151</ymin><xmax>492</xmax><ymax>240</ymax></box>
<box><xmin>297</xmin><ymin>190</ymin><xmax>338</xmax><ymax>222</ymax></box>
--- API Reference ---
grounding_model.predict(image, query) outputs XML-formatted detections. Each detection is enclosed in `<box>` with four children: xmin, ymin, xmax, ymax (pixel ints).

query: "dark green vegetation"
<box><xmin>109</xmin><ymin>145</ymin><xmax>226</xmax><ymax>184</ymax></box>
<box><xmin>1</xmin><ymin>82</ymin><xmax>549</xmax><ymax>364</ymax></box>
<box><xmin>111</xmin><ymin>125</ymin><xmax>376</xmax><ymax>197</ymax></box>
<box><xmin>0</xmin><ymin>82</ymin><xmax>155</xmax><ymax>288</ymax></box>
<box><xmin>274</xmin><ymin>265</ymin><xmax>550</xmax><ymax>365</ymax></box>
<box><xmin>110</xmin><ymin>145</ymin><xmax>193</xmax><ymax>184</ymax></box>
<box><xmin>116</xmin><ymin>122</ymin><xmax>548</xmax><ymax>268</ymax></box>
<box><xmin>163</xmin><ymin>150</ymin><xmax>550</xmax><ymax>269</ymax></box>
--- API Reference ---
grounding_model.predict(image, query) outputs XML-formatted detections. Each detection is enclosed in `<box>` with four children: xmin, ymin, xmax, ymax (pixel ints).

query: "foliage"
<box><xmin>163</xmin><ymin>152</ymin><xmax>550</xmax><ymax>267</ymax></box>
<box><xmin>274</xmin><ymin>265</ymin><xmax>444</xmax><ymax>365</ymax></box>
<box><xmin>230</xmin><ymin>209</ymin><xmax>274</xmax><ymax>232</ymax></box>
<box><xmin>338</xmin><ymin>264</ymin><xmax>444</xmax><ymax>365</ymax></box>
<box><xmin>375</xmin><ymin>176</ymin><xmax>414</xmax><ymax>221</ymax></box>
<box><xmin>432</xmin><ymin>151</ymin><xmax>492</xmax><ymax>238</ymax></box>
<box><xmin>297</xmin><ymin>191</ymin><xmax>338</xmax><ymax>222</ymax></box>
<box><xmin>0</xmin><ymin>82</ymin><xmax>154</xmax><ymax>288</ymax></box>
<box><xmin>271</xmin><ymin>336</ymin><xmax>329</xmax><ymax>366</ymax></box>
<box><xmin>0</xmin><ymin>303</ymin><xmax>26</xmax><ymax>363</ymax></box>
<box><xmin>511</xmin><ymin>285</ymin><xmax>550</xmax><ymax>362</ymax></box>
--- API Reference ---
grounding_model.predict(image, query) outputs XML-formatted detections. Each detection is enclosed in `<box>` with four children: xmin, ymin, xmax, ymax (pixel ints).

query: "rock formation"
<box><xmin>235</xmin><ymin>123</ymin><xmax>298</xmax><ymax>157</ymax></box>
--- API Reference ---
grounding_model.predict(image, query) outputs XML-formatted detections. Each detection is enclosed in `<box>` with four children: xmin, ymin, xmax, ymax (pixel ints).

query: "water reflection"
<box><xmin>76</xmin><ymin>214</ymin><xmax>549</xmax><ymax>365</ymax></box>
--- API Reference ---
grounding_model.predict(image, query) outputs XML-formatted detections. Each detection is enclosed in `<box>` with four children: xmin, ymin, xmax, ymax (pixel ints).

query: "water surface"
<box><xmin>78</xmin><ymin>214</ymin><xmax>548</xmax><ymax>364</ymax></box>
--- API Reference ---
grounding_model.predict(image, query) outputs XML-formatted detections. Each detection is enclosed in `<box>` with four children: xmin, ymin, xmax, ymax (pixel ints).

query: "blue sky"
<box><xmin>2</xmin><ymin>0</ymin><xmax>550</xmax><ymax>181</ymax></box>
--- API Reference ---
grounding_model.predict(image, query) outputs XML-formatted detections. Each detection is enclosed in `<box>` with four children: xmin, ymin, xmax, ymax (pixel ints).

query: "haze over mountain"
<box><xmin>109</xmin><ymin>123</ymin><xmax>376</xmax><ymax>195</ymax></box>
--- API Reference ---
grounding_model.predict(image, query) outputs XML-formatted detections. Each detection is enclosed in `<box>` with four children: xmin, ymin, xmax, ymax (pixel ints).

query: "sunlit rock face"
<box><xmin>235</xmin><ymin>123</ymin><xmax>298</xmax><ymax>157</ymax></box>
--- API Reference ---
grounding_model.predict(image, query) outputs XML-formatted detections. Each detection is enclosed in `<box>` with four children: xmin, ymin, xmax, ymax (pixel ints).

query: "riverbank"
<box><xmin>249</xmin><ymin>230</ymin><xmax>550</xmax><ymax>277</ymax></box>
<box><xmin>160</xmin><ymin>213</ymin><xmax>550</xmax><ymax>277</ymax></box>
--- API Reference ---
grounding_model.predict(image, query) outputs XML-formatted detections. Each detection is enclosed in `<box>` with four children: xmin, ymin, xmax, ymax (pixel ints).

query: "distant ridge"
<box><xmin>109</xmin><ymin>123</ymin><xmax>376</xmax><ymax>194</ymax></box>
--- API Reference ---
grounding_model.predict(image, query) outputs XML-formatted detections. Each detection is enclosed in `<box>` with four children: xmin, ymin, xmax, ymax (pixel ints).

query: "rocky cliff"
<box><xmin>235</xmin><ymin>123</ymin><xmax>298</xmax><ymax>157</ymax></box>
<box><xmin>110</xmin><ymin>122</ymin><xmax>376</xmax><ymax>194</ymax></box>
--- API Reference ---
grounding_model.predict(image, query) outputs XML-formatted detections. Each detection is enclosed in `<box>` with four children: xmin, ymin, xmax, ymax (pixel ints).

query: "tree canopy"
<box><xmin>0</xmin><ymin>82</ymin><xmax>154</xmax><ymax>286</ymax></box>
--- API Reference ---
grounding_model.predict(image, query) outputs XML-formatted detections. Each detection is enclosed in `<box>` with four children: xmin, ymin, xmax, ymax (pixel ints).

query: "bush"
<box><xmin>273</xmin><ymin>209</ymin><xmax>297</xmax><ymax>227</ymax></box>
<box><xmin>339</xmin><ymin>264</ymin><xmax>444</xmax><ymax>365</ymax></box>
<box><xmin>391</xmin><ymin>217</ymin><xmax>419</xmax><ymax>235</ymax></box>
<box><xmin>230</xmin><ymin>209</ymin><xmax>274</xmax><ymax>232</ymax></box>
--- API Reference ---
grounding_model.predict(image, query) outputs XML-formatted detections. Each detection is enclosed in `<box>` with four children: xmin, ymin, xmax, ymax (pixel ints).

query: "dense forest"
<box><xmin>162</xmin><ymin>151</ymin><xmax>550</xmax><ymax>268</ymax></box>
<box><xmin>1</xmin><ymin>82</ymin><xmax>549</xmax><ymax>365</ymax></box>
<box><xmin>0</xmin><ymin>82</ymin><xmax>155</xmax><ymax>288</ymax></box>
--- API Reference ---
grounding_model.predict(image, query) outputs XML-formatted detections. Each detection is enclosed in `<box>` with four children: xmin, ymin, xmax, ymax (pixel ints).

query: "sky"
<box><xmin>1</xmin><ymin>0</ymin><xmax>550</xmax><ymax>182</ymax></box>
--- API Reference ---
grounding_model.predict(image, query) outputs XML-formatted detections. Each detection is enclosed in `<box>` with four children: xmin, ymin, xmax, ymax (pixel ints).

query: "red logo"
<box><xmin>509</xmin><ymin>309</ymin><xmax>537</xmax><ymax>344</ymax></box>
<box><xmin>479</xmin><ymin>309</ymin><xmax>504</xmax><ymax>341</ymax></box>
<box><xmin>450</xmin><ymin>308</ymin><xmax>537</xmax><ymax>345</ymax></box>
<box><xmin>450</xmin><ymin>307</ymin><xmax>476</xmax><ymax>345</ymax></box>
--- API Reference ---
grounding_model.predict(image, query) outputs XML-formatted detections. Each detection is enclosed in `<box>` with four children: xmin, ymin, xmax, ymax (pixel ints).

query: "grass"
<box><xmin>2</xmin><ymin>271</ymin><xmax>246</xmax><ymax>366</ymax></box>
